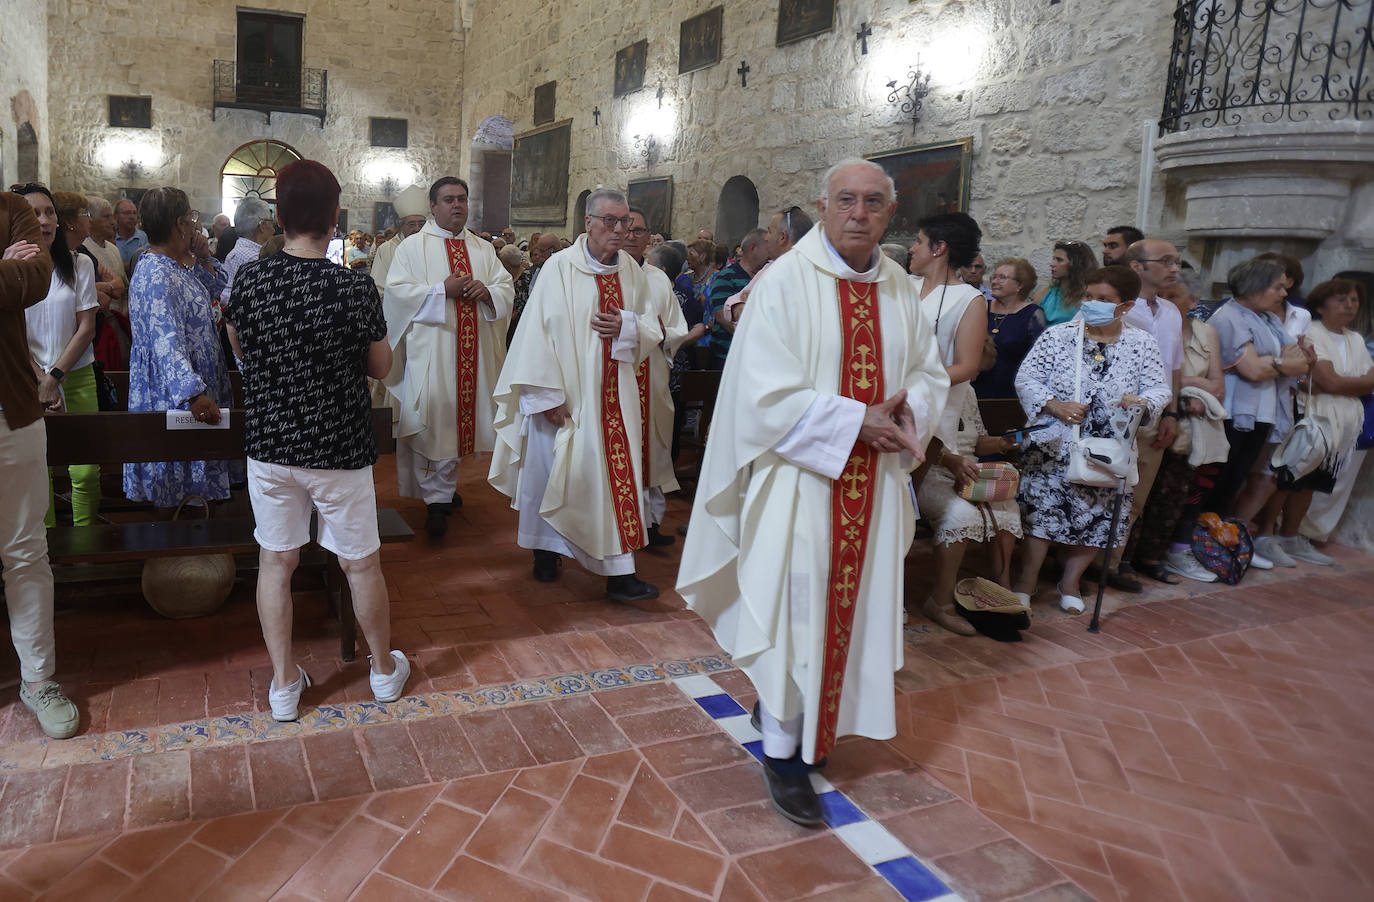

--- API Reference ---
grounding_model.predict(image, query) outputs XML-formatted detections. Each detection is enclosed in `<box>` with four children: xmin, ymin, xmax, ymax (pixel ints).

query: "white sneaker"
<box><xmin>1253</xmin><ymin>536</ymin><xmax>1296</xmax><ymax>568</ymax></box>
<box><xmin>1250</xmin><ymin>551</ymin><xmax>1274</xmax><ymax>570</ymax></box>
<box><xmin>268</xmin><ymin>665</ymin><xmax>311</xmax><ymax>722</ymax></box>
<box><xmin>1057</xmin><ymin>586</ymin><xmax>1086</xmax><ymax>614</ymax></box>
<box><xmin>370</xmin><ymin>650</ymin><xmax>411</xmax><ymax>703</ymax></box>
<box><xmin>1282</xmin><ymin>535</ymin><xmax>1334</xmax><ymax>566</ymax></box>
<box><xmin>1014</xmin><ymin>592</ymin><xmax>1032</xmax><ymax>607</ymax></box>
<box><xmin>1166</xmin><ymin>550</ymin><xmax>1217</xmax><ymax>583</ymax></box>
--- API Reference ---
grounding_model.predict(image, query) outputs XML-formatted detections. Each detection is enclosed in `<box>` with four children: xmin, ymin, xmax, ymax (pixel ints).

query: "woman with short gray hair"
<box><xmin>1198</xmin><ymin>259</ymin><xmax>1314</xmax><ymax>544</ymax></box>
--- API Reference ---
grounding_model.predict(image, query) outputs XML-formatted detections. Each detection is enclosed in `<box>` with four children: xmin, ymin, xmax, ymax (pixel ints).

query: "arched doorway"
<box><xmin>715</xmin><ymin>176</ymin><xmax>759</xmax><ymax>252</ymax></box>
<box><xmin>573</xmin><ymin>190</ymin><xmax>591</xmax><ymax>236</ymax></box>
<box><xmin>220</xmin><ymin>139</ymin><xmax>302</xmax><ymax>221</ymax></box>
<box><xmin>469</xmin><ymin>116</ymin><xmax>513</xmax><ymax>233</ymax></box>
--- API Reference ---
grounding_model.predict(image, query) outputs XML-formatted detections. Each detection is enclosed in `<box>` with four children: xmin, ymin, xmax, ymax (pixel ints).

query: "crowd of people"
<box><xmin>2</xmin><ymin>159</ymin><xmax>1371</xmax><ymax>830</ymax></box>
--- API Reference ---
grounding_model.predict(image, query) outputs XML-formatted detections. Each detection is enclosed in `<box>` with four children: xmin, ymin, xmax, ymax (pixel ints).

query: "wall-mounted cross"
<box><xmin>656</xmin><ymin>85</ymin><xmax>665</xmax><ymax>108</ymax></box>
<box><xmin>737</xmin><ymin>60</ymin><xmax>750</xmax><ymax>88</ymax></box>
<box><xmin>593</xmin><ymin>106</ymin><xmax>601</xmax><ymax>125</ymax></box>
<box><xmin>856</xmin><ymin>22</ymin><xmax>873</xmax><ymax>55</ymax></box>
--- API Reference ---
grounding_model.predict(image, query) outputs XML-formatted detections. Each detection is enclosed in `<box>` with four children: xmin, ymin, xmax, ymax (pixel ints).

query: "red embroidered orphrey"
<box><xmin>596</xmin><ymin>274</ymin><xmax>646</xmax><ymax>553</ymax></box>
<box><xmin>815</xmin><ymin>279</ymin><xmax>885</xmax><ymax>761</ymax></box>
<box><xmin>445</xmin><ymin>237</ymin><xmax>479</xmax><ymax>457</ymax></box>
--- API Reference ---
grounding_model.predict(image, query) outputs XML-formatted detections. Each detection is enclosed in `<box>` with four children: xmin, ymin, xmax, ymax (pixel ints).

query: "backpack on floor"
<box><xmin>1191</xmin><ymin>513</ymin><xmax>1253</xmax><ymax>586</ymax></box>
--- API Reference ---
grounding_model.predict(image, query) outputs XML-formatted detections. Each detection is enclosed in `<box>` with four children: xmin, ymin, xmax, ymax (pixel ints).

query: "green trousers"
<box><xmin>46</xmin><ymin>363</ymin><xmax>101</xmax><ymax>528</ymax></box>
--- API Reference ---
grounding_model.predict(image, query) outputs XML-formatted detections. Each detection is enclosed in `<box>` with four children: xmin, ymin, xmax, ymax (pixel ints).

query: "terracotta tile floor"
<box><xmin>0</xmin><ymin>456</ymin><xmax>1371</xmax><ymax>901</ymax></box>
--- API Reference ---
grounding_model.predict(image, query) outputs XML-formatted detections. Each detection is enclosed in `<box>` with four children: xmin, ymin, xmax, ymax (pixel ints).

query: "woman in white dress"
<box><xmin>1013</xmin><ymin>266</ymin><xmax>1172</xmax><ymax>613</ymax></box>
<box><xmin>907</xmin><ymin>211</ymin><xmax>989</xmax><ymax>633</ymax></box>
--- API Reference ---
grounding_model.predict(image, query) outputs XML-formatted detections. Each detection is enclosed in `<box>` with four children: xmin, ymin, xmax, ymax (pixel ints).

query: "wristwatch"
<box><xmin>1270</xmin><ymin>356</ymin><xmax>1284</xmax><ymax>376</ymax></box>
<box><xmin>48</xmin><ymin>367</ymin><xmax>65</xmax><ymax>382</ymax></box>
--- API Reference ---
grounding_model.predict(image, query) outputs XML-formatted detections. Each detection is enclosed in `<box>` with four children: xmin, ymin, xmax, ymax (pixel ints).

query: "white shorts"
<box><xmin>246</xmin><ymin>458</ymin><xmax>381</xmax><ymax>560</ymax></box>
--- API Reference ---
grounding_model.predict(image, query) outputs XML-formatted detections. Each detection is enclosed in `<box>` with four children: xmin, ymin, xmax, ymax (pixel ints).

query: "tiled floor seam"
<box><xmin>670</xmin><ymin>673</ymin><xmax>968</xmax><ymax>902</ymax></box>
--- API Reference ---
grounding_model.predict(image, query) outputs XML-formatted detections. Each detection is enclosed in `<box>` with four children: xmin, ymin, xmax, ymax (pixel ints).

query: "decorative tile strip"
<box><xmin>0</xmin><ymin>653</ymin><xmax>734</xmax><ymax>773</ymax></box>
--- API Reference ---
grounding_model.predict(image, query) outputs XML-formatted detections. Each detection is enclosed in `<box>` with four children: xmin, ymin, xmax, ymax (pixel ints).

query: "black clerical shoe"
<box><xmin>606</xmin><ymin>574</ymin><xmax>659</xmax><ymax>603</ymax></box>
<box><xmin>451</xmin><ymin>491</ymin><xmax>463</xmax><ymax>510</ymax></box>
<box><xmin>532</xmin><ymin>550</ymin><xmax>561</xmax><ymax>582</ymax></box>
<box><xmin>762</xmin><ymin>754</ymin><xmax>826</xmax><ymax>826</ymax></box>
<box><xmin>646</xmin><ymin>524</ymin><xmax>676</xmax><ymax>547</ymax></box>
<box><xmin>424</xmin><ymin>504</ymin><xmax>448</xmax><ymax>539</ymax></box>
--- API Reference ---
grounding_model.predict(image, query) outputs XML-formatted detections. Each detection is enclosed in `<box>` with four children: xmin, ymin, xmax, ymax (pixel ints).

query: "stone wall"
<box><xmin>46</xmin><ymin>0</ymin><xmax>465</xmax><ymax>231</ymax></box>
<box><xmin>0</xmin><ymin>0</ymin><xmax>50</xmax><ymax>189</ymax></box>
<box><xmin>460</xmin><ymin>0</ymin><xmax>1176</xmax><ymax>266</ymax></box>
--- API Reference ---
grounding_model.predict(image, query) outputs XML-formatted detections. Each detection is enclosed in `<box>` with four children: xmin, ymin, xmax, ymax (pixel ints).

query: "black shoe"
<box><xmin>646</xmin><ymin>524</ymin><xmax>676</xmax><ymax>547</ymax></box>
<box><xmin>451</xmin><ymin>491</ymin><xmax>463</xmax><ymax>509</ymax></box>
<box><xmin>532</xmin><ymin>550</ymin><xmax>561</xmax><ymax>582</ymax></box>
<box><xmin>424</xmin><ymin>504</ymin><xmax>448</xmax><ymax>539</ymax></box>
<box><xmin>606</xmin><ymin>574</ymin><xmax>659</xmax><ymax>603</ymax></box>
<box><xmin>762</xmin><ymin>755</ymin><xmax>825</xmax><ymax>826</ymax></box>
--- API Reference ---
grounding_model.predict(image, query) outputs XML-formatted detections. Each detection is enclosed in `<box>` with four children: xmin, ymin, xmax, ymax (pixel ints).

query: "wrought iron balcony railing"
<box><xmin>1159</xmin><ymin>0</ymin><xmax>1373</xmax><ymax>133</ymax></box>
<box><xmin>212</xmin><ymin>60</ymin><xmax>327</xmax><ymax>125</ymax></box>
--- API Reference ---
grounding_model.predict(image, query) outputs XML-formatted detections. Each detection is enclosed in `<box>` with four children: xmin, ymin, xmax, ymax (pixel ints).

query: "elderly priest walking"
<box><xmin>489</xmin><ymin>188</ymin><xmax>664</xmax><ymax>603</ymax></box>
<box><xmin>383</xmin><ymin>177</ymin><xmax>514</xmax><ymax>539</ymax></box>
<box><xmin>677</xmin><ymin>160</ymin><xmax>949</xmax><ymax>825</ymax></box>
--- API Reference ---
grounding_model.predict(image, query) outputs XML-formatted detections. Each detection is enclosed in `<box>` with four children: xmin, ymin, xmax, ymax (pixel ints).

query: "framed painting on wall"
<box><xmin>108</xmin><ymin>96</ymin><xmax>152</xmax><ymax>129</ymax></box>
<box><xmin>512</xmin><ymin>120</ymin><xmax>572</xmax><ymax>225</ymax></box>
<box><xmin>865</xmin><ymin>137</ymin><xmax>973</xmax><ymax>241</ymax></box>
<box><xmin>680</xmin><ymin>7</ymin><xmax>723</xmax><ymax>74</ymax></box>
<box><xmin>615</xmin><ymin>39</ymin><xmax>648</xmax><ymax>97</ymax></box>
<box><xmin>628</xmin><ymin>176</ymin><xmax>672</xmax><ymax>238</ymax></box>
<box><xmin>533</xmin><ymin>81</ymin><xmax>556</xmax><ymax>125</ymax></box>
<box><xmin>374</xmin><ymin>201</ymin><xmax>398</xmax><ymax>233</ymax></box>
<box><xmin>776</xmin><ymin>0</ymin><xmax>834</xmax><ymax>47</ymax></box>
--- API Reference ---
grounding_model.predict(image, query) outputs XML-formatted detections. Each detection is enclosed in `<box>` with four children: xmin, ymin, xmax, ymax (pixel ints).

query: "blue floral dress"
<box><xmin>124</xmin><ymin>253</ymin><xmax>236</xmax><ymax>506</ymax></box>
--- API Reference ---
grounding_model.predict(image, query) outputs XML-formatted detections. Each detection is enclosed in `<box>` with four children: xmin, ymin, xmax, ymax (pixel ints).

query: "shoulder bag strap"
<box><xmin>1073</xmin><ymin>321</ymin><xmax>1084</xmax><ymax>442</ymax></box>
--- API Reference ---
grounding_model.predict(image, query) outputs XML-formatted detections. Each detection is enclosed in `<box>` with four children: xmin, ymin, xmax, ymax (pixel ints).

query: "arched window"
<box><xmin>715</xmin><ymin>176</ymin><xmax>760</xmax><ymax>252</ymax></box>
<box><xmin>220</xmin><ymin>139</ymin><xmax>302</xmax><ymax>220</ymax></box>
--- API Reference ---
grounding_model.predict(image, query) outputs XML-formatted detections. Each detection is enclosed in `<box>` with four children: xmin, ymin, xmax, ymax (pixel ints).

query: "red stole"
<box><xmin>445</xmin><ymin>237</ymin><xmax>479</xmax><ymax>457</ymax></box>
<box><xmin>815</xmin><ymin>278</ymin><xmax>885</xmax><ymax>761</ymax></box>
<box><xmin>595</xmin><ymin>274</ymin><xmax>646</xmax><ymax>553</ymax></box>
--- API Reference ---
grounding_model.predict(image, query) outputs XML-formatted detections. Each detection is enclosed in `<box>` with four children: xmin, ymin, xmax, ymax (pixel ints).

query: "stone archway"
<box><xmin>469</xmin><ymin>115</ymin><xmax>513</xmax><ymax>233</ymax></box>
<box><xmin>573</xmin><ymin>189</ymin><xmax>591</xmax><ymax>236</ymax></box>
<box><xmin>715</xmin><ymin>175</ymin><xmax>760</xmax><ymax>251</ymax></box>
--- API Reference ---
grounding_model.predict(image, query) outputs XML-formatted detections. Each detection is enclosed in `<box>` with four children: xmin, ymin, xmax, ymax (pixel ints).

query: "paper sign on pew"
<box><xmin>165</xmin><ymin>409</ymin><xmax>231</xmax><ymax>430</ymax></box>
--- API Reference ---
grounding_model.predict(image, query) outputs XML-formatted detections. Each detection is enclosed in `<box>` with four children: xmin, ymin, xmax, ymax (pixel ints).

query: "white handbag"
<box><xmin>1065</xmin><ymin>324</ymin><xmax>1140</xmax><ymax>488</ymax></box>
<box><xmin>1271</xmin><ymin>380</ymin><xmax>1332</xmax><ymax>484</ymax></box>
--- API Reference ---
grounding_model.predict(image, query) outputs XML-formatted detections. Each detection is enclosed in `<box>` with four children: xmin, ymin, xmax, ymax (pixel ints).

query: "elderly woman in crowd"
<box><xmin>972</xmin><ymin>257</ymin><xmax>1046</xmax><ymax>399</ymax></box>
<box><xmin>1199</xmin><ymin>259</ymin><xmax>1314</xmax><ymax>558</ymax></box>
<box><xmin>82</xmin><ymin>195</ymin><xmax>134</xmax><ymax>369</ymax></box>
<box><xmin>224</xmin><ymin>160</ymin><xmax>406</xmax><ymax>722</ymax></box>
<box><xmin>124</xmin><ymin>187</ymin><xmax>235</xmax><ymax>509</ymax></box>
<box><xmin>16</xmin><ymin>186</ymin><xmax>100</xmax><ymax>527</ymax></box>
<box><xmin>1013</xmin><ymin>266</ymin><xmax>1171</xmax><ymax>612</ymax></box>
<box><xmin>1251</xmin><ymin>279</ymin><xmax>1374</xmax><ymax>565</ymax></box>
<box><xmin>908</xmin><ymin>212</ymin><xmax>988</xmax><ymax>456</ymax></box>
<box><xmin>676</xmin><ymin>238</ymin><xmax>717</xmax><ymax>363</ymax></box>
<box><xmin>1034</xmin><ymin>240</ymin><xmax>1098</xmax><ymax>325</ymax></box>
<box><xmin>915</xmin><ymin>391</ymin><xmax>1022</xmax><ymax>635</ymax></box>
<box><xmin>1126</xmin><ymin>269</ymin><xmax>1228</xmax><ymax>583</ymax></box>
<box><xmin>498</xmin><ymin>244</ymin><xmax>530</xmax><ymax>347</ymax></box>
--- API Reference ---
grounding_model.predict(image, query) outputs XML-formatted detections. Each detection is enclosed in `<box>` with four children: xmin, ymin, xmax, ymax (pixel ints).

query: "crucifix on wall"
<box><xmin>737</xmin><ymin>60</ymin><xmax>750</xmax><ymax>87</ymax></box>
<box><xmin>856</xmin><ymin>22</ymin><xmax>872</xmax><ymax>54</ymax></box>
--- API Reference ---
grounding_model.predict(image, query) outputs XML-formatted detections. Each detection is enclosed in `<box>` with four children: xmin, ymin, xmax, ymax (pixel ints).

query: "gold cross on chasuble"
<box><xmin>816</xmin><ymin>278</ymin><xmax>885</xmax><ymax>762</ymax></box>
<box><xmin>595</xmin><ymin>274</ymin><xmax>646</xmax><ymax>554</ymax></box>
<box><xmin>445</xmin><ymin>237</ymin><xmax>479</xmax><ymax>458</ymax></box>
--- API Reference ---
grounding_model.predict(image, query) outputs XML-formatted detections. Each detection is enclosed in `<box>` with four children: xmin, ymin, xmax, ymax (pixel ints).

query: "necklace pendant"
<box><xmin>1093</xmin><ymin>352</ymin><xmax>1105</xmax><ymax>362</ymax></box>
<box><xmin>991</xmin><ymin>328</ymin><xmax>1000</xmax><ymax>334</ymax></box>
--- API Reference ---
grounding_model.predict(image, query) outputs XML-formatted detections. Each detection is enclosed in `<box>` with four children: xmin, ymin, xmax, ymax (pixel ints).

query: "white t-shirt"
<box><xmin>1282</xmin><ymin>302</ymin><xmax>1312</xmax><ymax>341</ymax></box>
<box><xmin>26</xmin><ymin>254</ymin><xmax>98</xmax><ymax>372</ymax></box>
<box><xmin>1125</xmin><ymin>296</ymin><xmax>1183</xmax><ymax>375</ymax></box>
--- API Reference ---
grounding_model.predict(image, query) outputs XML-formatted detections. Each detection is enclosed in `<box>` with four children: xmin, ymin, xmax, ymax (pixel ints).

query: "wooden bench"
<box><xmin>45</xmin><ymin>407</ymin><xmax>412</xmax><ymax>661</ymax></box>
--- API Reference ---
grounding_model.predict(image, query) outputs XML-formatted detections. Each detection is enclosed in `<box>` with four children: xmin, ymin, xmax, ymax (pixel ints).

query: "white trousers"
<box><xmin>396</xmin><ymin>437</ymin><xmax>461</xmax><ymax>505</ymax></box>
<box><xmin>1303</xmin><ymin>448</ymin><xmax>1367</xmax><ymax>542</ymax></box>
<box><xmin>516</xmin><ymin>414</ymin><xmax>635</xmax><ymax>577</ymax></box>
<box><xmin>0</xmin><ymin>417</ymin><xmax>56</xmax><ymax>683</ymax></box>
<box><xmin>758</xmin><ymin>699</ymin><xmax>804</xmax><ymax>760</ymax></box>
<box><xmin>646</xmin><ymin>486</ymin><xmax>666</xmax><ymax>528</ymax></box>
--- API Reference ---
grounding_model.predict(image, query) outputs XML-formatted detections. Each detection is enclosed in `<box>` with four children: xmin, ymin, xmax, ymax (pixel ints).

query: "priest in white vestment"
<box><xmin>622</xmin><ymin>207</ymin><xmax>690</xmax><ymax>545</ymax></box>
<box><xmin>383</xmin><ymin>177</ymin><xmax>514</xmax><ymax>538</ymax></box>
<box><xmin>677</xmin><ymin>160</ymin><xmax>950</xmax><ymax>824</ymax></box>
<box><xmin>488</xmin><ymin>188</ymin><xmax>665</xmax><ymax>604</ymax></box>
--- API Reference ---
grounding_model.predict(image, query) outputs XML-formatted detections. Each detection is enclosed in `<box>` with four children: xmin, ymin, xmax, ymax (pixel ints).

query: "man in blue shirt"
<box><xmin>113</xmin><ymin>198</ymin><xmax>148</xmax><ymax>272</ymax></box>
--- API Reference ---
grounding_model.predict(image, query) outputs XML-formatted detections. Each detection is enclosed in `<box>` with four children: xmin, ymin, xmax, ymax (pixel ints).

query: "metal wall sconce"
<box><xmin>119</xmin><ymin>159</ymin><xmax>142</xmax><ymax>182</ymax></box>
<box><xmin>887</xmin><ymin>60</ymin><xmax>932</xmax><ymax>134</ymax></box>
<box><xmin>633</xmin><ymin>134</ymin><xmax>658</xmax><ymax>166</ymax></box>
<box><xmin>379</xmin><ymin>176</ymin><xmax>397</xmax><ymax>198</ymax></box>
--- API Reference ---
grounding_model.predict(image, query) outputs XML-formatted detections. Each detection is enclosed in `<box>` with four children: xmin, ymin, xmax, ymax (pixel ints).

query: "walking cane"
<box><xmin>1087</xmin><ymin>404</ymin><xmax>1144</xmax><ymax>634</ymax></box>
<box><xmin>1088</xmin><ymin>473</ymin><xmax>1128</xmax><ymax>634</ymax></box>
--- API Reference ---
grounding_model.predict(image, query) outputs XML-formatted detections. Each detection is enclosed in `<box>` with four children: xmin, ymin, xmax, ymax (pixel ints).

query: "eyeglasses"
<box><xmin>626</xmin><ymin>227</ymin><xmax>649</xmax><ymax>237</ymax></box>
<box><xmin>589</xmin><ymin>215</ymin><xmax>633</xmax><ymax>230</ymax></box>
<box><xmin>1139</xmin><ymin>256</ymin><xmax>1180</xmax><ymax>267</ymax></box>
<box><xmin>830</xmin><ymin>193</ymin><xmax>888</xmax><ymax>214</ymax></box>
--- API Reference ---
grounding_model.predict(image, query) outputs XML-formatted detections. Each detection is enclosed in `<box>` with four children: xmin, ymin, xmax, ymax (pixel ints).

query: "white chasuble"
<box><xmin>489</xmin><ymin>236</ymin><xmax>665</xmax><ymax>560</ymax></box>
<box><xmin>677</xmin><ymin>227</ymin><xmax>949</xmax><ymax>764</ymax></box>
<box><xmin>638</xmin><ymin>262</ymin><xmax>689</xmax><ymax>494</ymax></box>
<box><xmin>383</xmin><ymin>222</ymin><xmax>514</xmax><ymax>462</ymax></box>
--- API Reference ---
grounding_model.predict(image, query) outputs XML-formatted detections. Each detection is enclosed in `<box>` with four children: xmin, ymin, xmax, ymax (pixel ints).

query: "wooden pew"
<box><xmin>100</xmin><ymin>370</ymin><xmax>245</xmax><ymax>411</ymax></box>
<box><xmin>45</xmin><ymin>407</ymin><xmax>411</xmax><ymax>661</ymax></box>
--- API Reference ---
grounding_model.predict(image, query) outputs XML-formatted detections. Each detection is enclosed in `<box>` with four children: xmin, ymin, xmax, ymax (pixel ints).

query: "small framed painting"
<box><xmin>614</xmin><ymin>39</ymin><xmax>648</xmax><ymax>97</ymax></box>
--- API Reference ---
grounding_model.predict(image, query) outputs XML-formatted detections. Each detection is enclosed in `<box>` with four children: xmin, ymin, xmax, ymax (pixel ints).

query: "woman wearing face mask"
<box><xmin>14</xmin><ymin>185</ymin><xmax>102</xmax><ymax>527</ymax></box>
<box><xmin>1013</xmin><ymin>266</ymin><xmax>1172</xmax><ymax>613</ymax></box>
<box><xmin>1034</xmin><ymin>240</ymin><xmax>1098</xmax><ymax>326</ymax></box>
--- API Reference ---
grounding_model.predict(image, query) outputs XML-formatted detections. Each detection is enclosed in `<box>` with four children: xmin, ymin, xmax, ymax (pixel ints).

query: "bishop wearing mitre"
<box><xmin>677</xmin><ymin>160</ymin><xmax>950</xmax><ymax>825</ymax></box>
<box><xmin>489</xmin><ymin>188</ymin><xmax>664</xmax><ymax>604</ymax></box>
<box><xmin>384</xmin><ymin>177</ymin><xmax>514</xmax><ymax>538</ymax></box>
